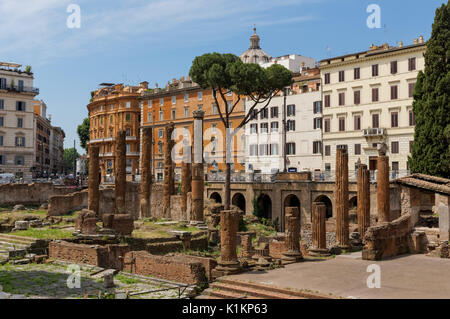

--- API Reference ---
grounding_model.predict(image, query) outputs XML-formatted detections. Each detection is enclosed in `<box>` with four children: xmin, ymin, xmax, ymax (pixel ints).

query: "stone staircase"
<box><xmin>198</xmin><ymin>278</ymin><xmax>332</xmax><ymax>299</ymax></box>
<box><xmin>0</xmin><ymin>233</ymin><xmax>38</xmax><ymax>263</ymax></box>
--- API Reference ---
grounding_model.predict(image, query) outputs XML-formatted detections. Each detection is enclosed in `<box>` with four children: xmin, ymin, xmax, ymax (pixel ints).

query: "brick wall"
<box><xmin>124</xmin><ymin>251</ymin><xmax>207</xmax><ymax>285</ymax></box>
<box><xmin>0</xmin><ymin>183</ymin><xmax>75</xmax><ymax>206</ymax></box>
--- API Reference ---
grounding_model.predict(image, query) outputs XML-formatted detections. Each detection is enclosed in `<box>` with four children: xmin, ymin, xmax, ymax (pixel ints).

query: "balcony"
<box><xmin>363</xmin><ymin>128</ymin><xmax>386</xmax><ymax>137</ymax></box>
<box><xmin>0</xmin><ymin>84</ymin><xmax>39</xmax><ymax>94</ymax></box>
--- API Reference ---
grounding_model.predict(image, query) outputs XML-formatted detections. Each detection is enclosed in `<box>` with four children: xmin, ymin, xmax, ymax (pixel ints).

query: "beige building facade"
<box><xmin>319</xmin><ymin>38</ymin><xmax>426</xmax><ymax>178</ymax></box>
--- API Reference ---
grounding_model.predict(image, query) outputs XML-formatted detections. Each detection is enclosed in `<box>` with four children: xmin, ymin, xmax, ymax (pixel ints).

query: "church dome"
<box><xmin>240</xmin><ymin>28</ymin><xmax>272</xmax><ymax>64</ymax></box>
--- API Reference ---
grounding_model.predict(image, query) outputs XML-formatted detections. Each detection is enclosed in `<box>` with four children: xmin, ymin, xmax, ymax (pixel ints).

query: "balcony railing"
<box><xmin>363</xmin><ymin>128</ymin><xmax>386</xmax><ymax>137</ymax></box>
<box><xmin>0</xmin><ymin>84</ymin><xmax>39</xmax><ymax>94</ymax></box>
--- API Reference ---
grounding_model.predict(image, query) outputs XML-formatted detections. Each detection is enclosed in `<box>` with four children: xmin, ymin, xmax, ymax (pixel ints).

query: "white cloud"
<box><xmin>0</xmin><ymin>0</ymin><xmax>321</xmax><ymax>63</ymax></box>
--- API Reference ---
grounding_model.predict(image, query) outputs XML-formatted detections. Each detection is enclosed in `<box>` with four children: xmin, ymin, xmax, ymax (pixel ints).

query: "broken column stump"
<box><xmin>115</xmin><ymin>131</ymin><xmax>127</xmax><ymax>215</ymax></box>
<box><xmin>282</xmin><ymin>207</ymin><xmax>303</xmax><ymax>264</ymax></box>
<box><xmin>357</xmin><ymin>163</ymin><xmax>371</xmax><ymax>239</ymax></box>
<box><xmin>309</xmin><ymin>202</ymin><xmax>330</xmax><ymax>257</ymax></box>
<box><xmin>102</xmin><ymin>214</ymin><xmax>134</xmax><ymax>236</ymax></box>
<box><xmin>213</xmin><ymin>210</ymin><xmax>242</xmax><ymax>277</ymax></box>
<box><xmin>75</xmin><ymin>209</ymin><xmax>98</xmax><ymax>235</ymax></box>
<box><xmin>377</xmin><ymin>148</ymin><xmax>390</xmax><ymax>223</ymax></box>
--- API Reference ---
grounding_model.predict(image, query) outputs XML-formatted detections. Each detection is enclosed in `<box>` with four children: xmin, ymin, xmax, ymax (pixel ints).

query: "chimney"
<box><xmin>419</xmin><ymin>35</ymin><xmax>424</xmax><ymax>43</ymax></box>
<box><xmin>398</xmin><ymin>41</ymin><xmax>403</xmax><ymax>48</ymax></box>
<box><xmin>186</xmin><ymin>75</ymin><xmax>190</xmax><ymax>81</ymax></box>
<box><xmin>413</xmin><ymin>38</ymin><xmax>418</xmax><ymax>44</ymax></box>
<box><xmin>140</xmin><ymin>81</ymin><xmax>148</xmax><ymax>89</ymax></box>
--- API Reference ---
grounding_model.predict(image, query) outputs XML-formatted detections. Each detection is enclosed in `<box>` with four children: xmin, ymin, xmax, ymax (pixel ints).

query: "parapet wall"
<box><xmin>362</xmin><ymin>213</ymin><xmax>413</xmax><ymax>260</ymax></box>
<box><xmin>0</xmin><ymin>183</ymin><xmax>76</xmax><ymax>206</ymax></box>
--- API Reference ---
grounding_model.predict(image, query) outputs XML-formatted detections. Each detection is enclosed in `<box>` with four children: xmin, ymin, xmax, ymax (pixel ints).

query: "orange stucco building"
<box><xmin>140</xmin><ymin>77</ymin><xmax>246</xmax><ymax>181</ymax></box>
<box><xmin>87</xmin><ymin>83</ymin><xmax>148</xmax><ymax>179</ymax></box>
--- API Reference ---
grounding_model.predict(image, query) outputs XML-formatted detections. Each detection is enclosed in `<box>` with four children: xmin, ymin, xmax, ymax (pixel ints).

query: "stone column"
<box><xmin>88</xmin><ymin>145</ymin><xmax>100</xmax><ymax>216</ymax></box>
<box><xmin>191</xmin><ymin>110</ymin><xmax>205</xmax><ymax>222</ymax></box>
<box><xmin>357</xmin><ymin>164</ymin><xmax>371</xmax><ymax>238</ymax></box>
<box><xmin>180</xmin><ymin>143</ymin><xmax>192</xmax><ymax>220</ymax></box>
<box><xmin>377</xmin><ymin>152</ymin><xmax>390</xmax><ymax>223</ymax></box>
<box><xmin>215</xmin><ymin>210</ymin><xmax>241</xmax><ymax>274</ymax></box>
<box><xmin>162</xmin><ymin>122</ymin><xmax>175</xmax><ymax>218</ymax></box>
<box><xmin>241</xmin><ymin>234</ymin><xmax>253</xmax><ymax>259</ymax></box>
<box><xmin>309</xmin><ymin>202</ymin><xmax>330</xmax><ymax>257</ymax></box>
<box><xmin>282</xmin><ymin>207</ymin><xmax>303</xmax><ymax>264</ymax></box>
<box><xmin>139</xmin><ymin>127</ymin><xmax>152</xmax><ymax>218</ymax></box>
<box><xmin>335</xmin><ymin>147</ymin><xmax>350</xmax><ymax>249</ymax></box>
<box><xmin>115</xmin><ymin>130</ymin><xmax>127</xmax><ymax>214</ymax></box>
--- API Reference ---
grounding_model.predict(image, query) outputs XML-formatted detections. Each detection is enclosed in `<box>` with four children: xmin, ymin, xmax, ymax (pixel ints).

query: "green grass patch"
<box><xmin>115</xmin><ymin>274</ymin><xmax>142</xmax><ymax>285</ymax></box>
<box><xmin>12</xmin><ymin>227</ymin><xmax>74</xmax><ymax>239</ymax></box>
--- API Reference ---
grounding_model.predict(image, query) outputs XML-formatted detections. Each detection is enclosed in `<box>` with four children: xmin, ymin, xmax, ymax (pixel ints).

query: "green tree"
<box><xmin>190</xmin><ymin>53</ymin><xmax>292</xmax><ymax>209</ymax></box>
<box><xmin>63</xmin><ymin>148</ymin><xmax>80</xmax><ymax>174</ymax></box>
<box><xmin>77</xmin><ymin>117</ymin><xmax>90</xmax><ymax>151</ymax></box>
<box><xmin>409</xmin><ymin>2</ymin><xmax>450</xmax><ymax>177</ymax></box>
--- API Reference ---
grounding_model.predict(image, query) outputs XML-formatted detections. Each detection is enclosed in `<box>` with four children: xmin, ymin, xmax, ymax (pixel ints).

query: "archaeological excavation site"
<box><xmin>0</xmin><ymin>121</ymin><xmax>449</xmax><ymax>301</ymax></box>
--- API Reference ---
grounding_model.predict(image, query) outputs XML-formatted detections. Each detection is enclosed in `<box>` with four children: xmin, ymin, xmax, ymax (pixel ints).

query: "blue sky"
<box><xmin>0</xmin><ymin>0</ymin><xmax>445</xmax><ymax>152</ymax></box>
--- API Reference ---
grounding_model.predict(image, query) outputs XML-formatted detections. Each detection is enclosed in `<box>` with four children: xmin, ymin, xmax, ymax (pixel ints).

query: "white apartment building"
<box><xmin>261</xmin><ymin>54</ymin><xmax>316</xmax><ymax>73</ymax></box>
<box><xmin>0</xmin><ymin>62</ymin><xmax>39</xmax><ymax>180</ymax></box>
<box><xmin>245</xmin><ymin>80</ymin><xmax>323</xmax><ymax>174</ymax></box>
<box><xmin>319</xmin><ymin>38</ymin><xmax>426</xmax><ymax>177</ymax></box>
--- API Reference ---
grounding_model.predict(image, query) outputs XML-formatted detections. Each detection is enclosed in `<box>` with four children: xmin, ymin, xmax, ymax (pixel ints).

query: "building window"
<box><xmin>390</xmin><ymin>85</ymin><xmax>398</xmax><ymax>100</ymax></box>
<box><xmin>171</xmin><ymin>109</ymin><xmax>176</xmax><ymax>120</ymax></box>
<box><xmin>184</xmin><ymin>107</ymin><xmax>189</xmax><ymax>118</ymax></box>
<box><xmin>372</xmin><ymin>64</ymin><xmax>379</xmax><ymax>77</ymax></box>
<box><xmin>355</xmin><ymin>144</ymin><xmax>361</xmax><ymax>155</ymax></box>
<box><xmin>0</xmin><ymin>136</ymin><xmax>3</xmax><ymax>146</ymax></box>
<box><xmin>250</xmin><ymin>109</ymin><xmax>258</xmax><ymax>120</ymax></box>
<box><xmin>287</xmin><ymin>104</ymin><xmax>295</xmax><ymax>116</ymax></box>
<box><xmin>16</xmin><ymin>101</ymin><xmax>26</xmax><ymax>111</ymax></box>
<box><xmin>158</xmin><ymin>142</ymin><xmax>163</xmax><ymax>154</ymax></box>
<box><xmin>270</xmin><ymin>122</ymin><xmax>279</xmax><ymax>132</ymax></box>
<box><xmin>260</xmin><ymin>108</ymin><xmax>268</xmax><ymax>119</ymax></box>
<box><xmin>14</xmin><ymin>156</ymin><xmax>24</xmax><ymax>165</ymax></box>
<box><xmin>408</xmin><ymin>57</ymin><xmax>416</xmax><ymax>71</ymax></box>
<box><xmin>286</xmin><ymin>143</ymin><xmax>296</xmax><ymax>155</ymax></box>
<box><xmin>158</xmin><ymin>98</ymin><xmax>163</xmax><ymax>106</ymax></box>
<box><xmin>158</xmin><ymin>129</ymin><xmax>164</xmax><ymax>138</ymax></box>
<box><xmin>198</xmin><ymin>104</ymin><xmax>203</xmax><ymax>110</ymax></box>
<box><xmin>271</xmin><ymin>107</ymin><xmax>279</xmax><ymax>118</ymax></box>
<box><xmin>390</xmin><ymin>61</ymin><xmax>398</xmax><ymax>74</ymax></box>
<box><xmin>17</xmin><ymin>118</ymin><xmax>23</xmax><ymax>128</ymax></box>
<box><xmin>324</xmin><ymin>118</ymin><xmax>330</xmax><ymax>132</ymax></box>
<box><xmin>409</xmin><ymin>110</ymin><xmax>415</xmax><ymax>126</ymax></box>
<box><xmin>409</xmin><ymin>140</ymin><xmax>414</xmax><ymax>153</ymax></box>
<box><xmin>259</xmin><ymin>144</ymin><xmax>268</xmax><ymax>156</ymax></box>
<box><xmin>338</xmin><ymin>92</ymin><xmax>345</xmax><ymax>106</ymax></box>
<box><xmin>313</xmin><ymin>118</ymin><xmax>322</xmax><ymax>130</ymax></box>
<box><xmin>313</xmin><ymin>101</ymin><xmax>322</xmax><ymax>114</ymax></box>
<box><xmin>354</xmin><ymin>115</ymin><xmax>361</xmax><ymax>130</ymax></box>
<box><xmin>148</xmin><ymin>100</ymin><xmax>152</xmax><ymax>108</ymax></box>
<box><xmin>159</xmin><ymin>111</ymin><xmax>164</xmax><ymax>121</ymax></box>
<box><xmin>313</xmin><ymin>141</ymin><xmax>322</xmax><ymax>154</ymax></box>
<box><xmin>270</xmin><ymin>144</ymin><xmax>279</xmax><ymax>155</ymax></box>
<box><xmin>126</xmin><ymin>144</ymin><xmax>131</xmax><ymax>153</ymax></box>
<box><xmin>126</xmin><ymin>113</ymin><xmax>131</xmax><ymax>122</ymax></box>
<box><xmin>372</xmin><ymin>88</ymin><xmax>379</xmax><ymax>102</ymax></box>
<box><xmin>338</xmin><ymin>70</ymin><xmax>345</xmax><ymax>82</ymax></box>
<box><xmin>409</xmin><ymin>82</ymin><xmax>415</xmax><ymax>98</ymax></box>
<box><xmin>391</xmin><ymin>141</ymin><xmax>399</xmax><ymax>154</ymax></box>
<box><xmin>0</xmin><ymin>100</ymin><xmax>3</xmax><ymax>110</ymax></box>
<box><xmin>242</xmin><ymin>99</ymin><xmax>246</xmax><ymax>112</ymax></box>
<box><xmin>324</xmin><ymin>73</ymin><xmax>330</xmax><ymax>84</ymax></box>
<box><xmin>212</xmin><ymin>103</ymin><xmax>218</xmax><ymax>115</ymax></box>
<box><xmin>338</xmin><ymin>117</ymin><xmax>345</xmax><ymax>132</ymax></box>
<box><xmin>372</xmin><ymin>114</ymin><xmax>379</xmax><ymax>128</ymax></box>
<box><xmin>249</xmin><ymin>144</ymin><xmax>258</xmax><ymax>156</ymax></box>
<box><xmin>287</xmin><ymin>120</ymin><xmax>295</xmax><ymax>131</ymax></box>
<box><xmin>212</xmin><ymin>123</ymin><xmax>217</xmax><ymax>134</ymax></box>
<box><xmin>184</xmin><ymin>93</ymin><xmax>189</xmax><ymax>103</ymax></box>
<box><xmin>324</xmin><ymin>145</ymin><xmax>331</xmax><ymax>156</ymax></box>
<box><xmin>198</xmin><ymin>91</ymin><xmax>203</xmax><ymax>101</ymax></box>
<box><xmin>15</xmin><ymin>136</ymin><xmax>25</xmax><ymax>147</ymax></box>
<box><xmin>324</xmin><ymin>95</ymin><xmax>330</xmax><ymax>107</ymax></box>
<box><xmin>354</xmin><ymin>67</ymin><xmax>360</xmax><ymax>80</ymax></box>
<box><xmin>250</xmin><ymin>124</ymin><xmax>258</xmax><ymax>134</ymax></box>
<box><xmin>126</xmin><ymin>101</ymin><xmax>131</xmax><ymax>108</ymax></box>
<box><xmin>392</xmin><ymin>161</ymin><xmax>399</xmax><ymax>172</ymax></box>
<box><xmin>391</xmin><ymin>112</ymin><xmax>399</xmax><ymax>128</ymax></box>
<box><xmin>171</xmin><ymin>96</ymin><xmax>176</xmax><ymax>105</ymax></box>
<box><xmin>126</xmin><ymin>128</ymin><xmax>131</xmax><ymax>136</ymax></box>
<box><xmin>354</xmin><ymin>91</ymin><xmax>360</xmax><ymax>105</ymax></box>
<box><xmin>260</xmin><ymin>123</ymin><xmax>268</xmax><ymax>133</ymax></box>
<box><xmin>110</xmin><ymin>115</ymin><xmax>113</xmax><ymax>124</ymax></box>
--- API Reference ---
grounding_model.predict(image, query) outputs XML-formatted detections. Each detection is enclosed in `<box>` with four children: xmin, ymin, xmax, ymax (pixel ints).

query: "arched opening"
<box><xmin>314</xmin><ymin>195</ymin><xmax>333</xmax><ymax>219</ymax></box>
<box><xmin>349</xmin><ymin>196</ymin><xmax>357</xmax><ymax>210</ymax></box>
<box><xmin>255</xmin><ymin>194</ymin><xmax>272</xmax><ymax>220</ymax></box>
<box><xmin>210</xmin><ymin>192</ymin><xmax>222</xmax><ymax>204</ymax></box>
<box><xmin>232</xmin><ymin>193</ymin><xmax>246</xmax><ymax>213</ymax></box>
<box><xmin>284</xmin><ymin>194</ymin><xmax>301</xmax><ymax>214</ymax></box>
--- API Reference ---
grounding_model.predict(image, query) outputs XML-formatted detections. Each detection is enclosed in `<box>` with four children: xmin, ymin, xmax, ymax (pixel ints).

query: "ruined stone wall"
<box><xmin>124</xmin><ymin>251</ymin><xmax>208</xmax><ymax>284</ymax></box>
<box><xmin>0</xmin><ymin>183</ymin><xmax>76</xmax><ymax>206</ymax></box>
<box><xmin>362</xmin><ymin>213</ymin><xmax>413</xmax><ymax>260</ymax></box>
<box><xmin>146</xmin><ymin>236</ymin><xmax>208</xmax><ymax>255</ymax></box>
<box><xmin>269</xmin><ymin>240</ymin><xmax>286</xmax><ymax>260</ymax></box>
<box><xmin>48</xmin><ymin>190</ymin><xmax>88</xmax><ymax>216</ymax></box>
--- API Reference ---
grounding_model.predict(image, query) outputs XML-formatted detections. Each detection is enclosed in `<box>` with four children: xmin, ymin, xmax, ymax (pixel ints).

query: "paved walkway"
<box><xmin>228</xmin><ymin>254</ymin><xmax>450</xmax><ymax>299</ymax></box>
